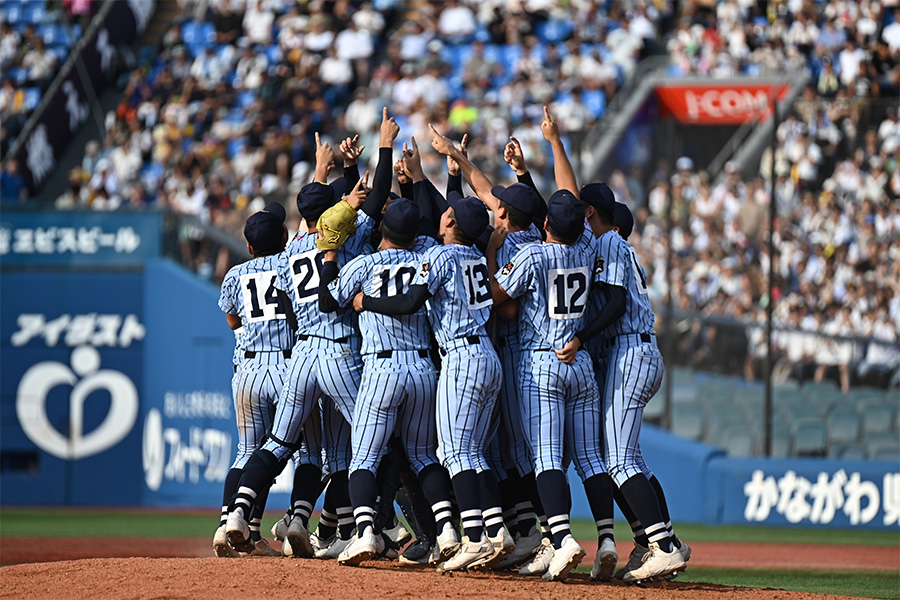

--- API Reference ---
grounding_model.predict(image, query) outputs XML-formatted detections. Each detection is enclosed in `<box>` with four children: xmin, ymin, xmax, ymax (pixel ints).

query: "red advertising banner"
<box><xmin>655</xmin><ymin>83</ymin><xmax>789</xmax><ymax>125</ymax></box>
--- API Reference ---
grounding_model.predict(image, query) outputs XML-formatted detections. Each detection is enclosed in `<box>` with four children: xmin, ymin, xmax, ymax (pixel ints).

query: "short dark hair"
<box><xmin>589</xmin><ymin>200</ymin><xmax>615</xmax><ymax>226</ymax></box>
<box><xmin>381</xmin><ymin>223</ymin><xmax>416</xmax><ymax>247</ymax></box>
<box><xmin>500</xmin><ymin>199</ymin><xmax>532</xmax><ymax>230</ymax></box>
<box><xmin>547</xmin><ymin>223</ymin><xmax>579</xmax><ymax>246</ymax></box>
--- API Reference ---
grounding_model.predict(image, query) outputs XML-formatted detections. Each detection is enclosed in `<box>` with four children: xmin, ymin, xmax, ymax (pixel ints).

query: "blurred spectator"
<box><xmin>212</xmin><ymin>0</ymin><xmax>244</xmax><ymax>45</ymax></box>
<box><xmin>1</xmin><ymin>158</ymin><xmax>27</xmax><ymax>203</ymax></box>
<box><xmin>22</xmin><ymin>39</ymin><xmax>57</xmax><ymax>88</ymax></box>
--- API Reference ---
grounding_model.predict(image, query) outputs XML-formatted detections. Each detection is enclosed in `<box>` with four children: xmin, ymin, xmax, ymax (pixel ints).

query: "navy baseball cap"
<box><xmin>244</xmin><ymin>202</ymin><xmax>287</xmax><ymax>254</ymax></box>
<box><xmin>382</xmin><ymin>197</ymin><xmax>419</xmax><ymax>236</ymax></box>
<box><xmin>491</xmin><ymin>183</ymin><xmax>541</xmax><ymax>217</ymax></box>
<box><xmin>448</xmin><ymin>196</ymin><xmax>489</xmax><ymax>243</ymax></box>
<box><xmin>614</xmin><ymin>202</ymin><xmax>634</xmax><ymax>240</ymax></box>
<box><xmin>580</xmin><ymin>182</ymin><xmax>615</xmax><ymax>219</ymax></box>
<box><xmin>296</xmin><ymin>178</ymin><xmax>348</xmax><ymax>222</ymax></box>
<box><xmin>546</xmin><ymin>189</ymin><xmax>585</xmax><ymax>241</ymax></box>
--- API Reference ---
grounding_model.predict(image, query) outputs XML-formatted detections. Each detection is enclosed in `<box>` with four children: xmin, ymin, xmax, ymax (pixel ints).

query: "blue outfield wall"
<box><xmin>1</xmin><ymin>255</ymin><xmax>897</xmax><ymax>528</ymax></box>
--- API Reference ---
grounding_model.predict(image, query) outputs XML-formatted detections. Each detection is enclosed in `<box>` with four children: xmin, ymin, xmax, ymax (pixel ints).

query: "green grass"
<box><xmin>567</xmin><ymin>519</ymin><xmax>900</xmax><ymax>547</ymax></box>
<box><xmin>2</xmin><ymin>509</ymin><xmax>897</xmax><ymax>548</ymax></box>
<box><xmin>678</xmin><ymin>567</ymin><xmax>900</xmax><ymax>600</ymax></box>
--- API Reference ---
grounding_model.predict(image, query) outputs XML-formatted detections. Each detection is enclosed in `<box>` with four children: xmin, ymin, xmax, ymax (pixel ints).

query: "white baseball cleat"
<box><xmin>317</xmin><ymin>535</ymin><xmax>353</xmax><ymax>559</ymax></box>
<box><xmin>621</xmin><ymin>542</ymin><xmax>686</xmax><ymax>583</ymax></box>
<box><xmin>213</xmin><ymin>525</ymin><xmax>241</xmax><ymax>558</ymax></box>
<box><xmin>469</xmin><ymin>528</ymin><xmax>515</xmax><ymax>569</ymax></box>
<box><xmin>542</xmin><ymin>535</ymin><xmax>585</xmax><ymax>582</ymax></box>
<box><xmin>591</xmin><ymin>538</ymin><xmax>618</xmax><ymax>581</ymax></box>
<box><xmin>384</xmin><ymin>522</ymin><xmax>412</xmax><ymax>548</ymax></box>
<box><xmin>437</xmin><ymin>535</ymin><xmax>494</xmax><ymax>572</ymax></box>
<box><xmin>435</xmin><ymin>522</ymin><xmax>460</xmax><ymax>562</ymax></box>
<box><xmin>285</xmin><ymin>517</ymin><xmax>314</xmax><ymax>558</ymax></box>
<box><xmin>271</xmin><ymin>513</ymin><xmax>291</xmax><ymax>542</ymax></box>
<box><xmin>614</xmin><ymin>543</ymin><xmax>648</xmax><ymax>580</ymax></box>
<box><xmin>310</xmin><ymin>530</ymin><xmax>332</xmax><ymax>555</ymax></box>
<box><xmin>494</xmin><ymin>529</ymin><xmax>542</xmax><ymax>570</ymax></box>
<box><xmin>338</xmin><ymin>528</ymin><xmax>378</xmax><ymax>566</ymax></box>
<box><xmin>518</xmin><ymin>538</ymin><xmax>554</xmax><ymax>576</ymax></box>
<box><xmin>225</xmin><ymin>509</ymin><xmax>251</xmax><ymax>551</ymax></box>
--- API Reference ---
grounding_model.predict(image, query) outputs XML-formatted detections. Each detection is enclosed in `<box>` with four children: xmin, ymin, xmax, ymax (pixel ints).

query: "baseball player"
<box><xmin>215</xmin><ymin>201</ymin><xmax>294</xmax><ymax>558</ymax></box>
<box><xmin>606</xmin><ymin>201</ymin><xmax>692</xmax><ymax>581</ymax></box>
<box><xmin>434</xmin><ymin>133</ymin><xmax>547</xmax><ymax>567</ymax></box>
<box><xmin>353</xmin><ymin>153</ymin><xmax>506</xmax><ymax>572</ymax></box>
<box><xmin>560</xmin><ymin>184</ymin><xmax>688</xmax><ymax>582</ymax></box>
<box><xmin>487</xmin><ymin>189</ymin><xmax>614</xmax><ymax>582</ymax></box>
<box><xmin>534</xmin><ymin>109</ymin><xmax>621</xmax><ymax>581</ymax></box>
<box><xmin>224</xmin><ymin>124</ymin><xmax>388</xmax><ymax>555</ymax></box>
<box><xmin>316</xmin><ymin>191</ymin><xmax>447</xmax><ymax>566</ymax></box>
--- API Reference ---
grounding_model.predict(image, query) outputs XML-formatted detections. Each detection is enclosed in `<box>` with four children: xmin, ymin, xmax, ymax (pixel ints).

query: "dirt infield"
<box><xmin>2</xmin><ymin>537</ymin><xmax>896</xmax><ymax>571</ymax></box>
<box><xmin>1</xmin><ymin>538</ymin><xmax>896</xmax><ymax>600</ymax></box>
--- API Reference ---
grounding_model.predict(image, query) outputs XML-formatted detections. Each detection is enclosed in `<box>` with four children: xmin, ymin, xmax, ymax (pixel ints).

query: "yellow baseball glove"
<box><xmin>316</xmin><ymin>200</ymin><xmax>358</xmax><ymax>251</ymax></box>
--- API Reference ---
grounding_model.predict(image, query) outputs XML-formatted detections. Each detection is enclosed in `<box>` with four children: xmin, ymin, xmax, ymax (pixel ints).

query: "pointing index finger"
<box><xmin>315</xmin><ymin>131</ymin><xmax>321</xmax><ymax>146</ymax></box>
<box><xmin>382</xmin><ymin>107</ymin><xmax>388</xmax><ymax>121</ymax></box>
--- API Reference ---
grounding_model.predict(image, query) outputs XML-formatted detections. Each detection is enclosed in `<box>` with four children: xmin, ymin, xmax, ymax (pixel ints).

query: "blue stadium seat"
<box><xmin>21</xmin><ymin>87</ymin><xmax>40</xmax><ymax>110</ymax></box>
<box><xmin>5</xmin><ymin>67</ymin><xmax>27</xmax><ymax>84</ymax></box>
<box><xmin>671</xmin><ymin>404</ymin><xmax>704</xmax><ymax>440</ymax></box>
<box><xmin>582</xmin><ymin>89</ymin><xmax>605</xmax><ymax>117</ymax></box>
<box><xmin>4</xmin><ymin>6</ymin><xmax>23</xmax><ymax>24</ymax></box>
<box><xmin>237</xmin><ymin>91</ymin><xmax>257</xmax><ymax>109</ymax></box>
<box><xmin>535</xmin><ymin>20</ymin><xmax>573</xmax><ymax>43</ymax></box>
<box><xmin>39</xmin><ymin>24</ymin><xmax>74</xmax><ymax>47</ymax></box>
<box><xmin>862</xmin><ymin>404</ymin><xmax>895</xmax><ymax>435</ymax></box>
<box><xmin>227</xmin><ymin>137</ymin><xmax>248</xmax><ymax>158</ymax></box>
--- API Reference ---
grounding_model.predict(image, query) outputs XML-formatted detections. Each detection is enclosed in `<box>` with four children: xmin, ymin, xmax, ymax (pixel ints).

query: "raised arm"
<box><xmin>541</xmin><ymin>105</ymin><xmax>579</xmax><ymax>197</ymax></box>
<box><xmin>313</xmin><ymin>132</ymin><xmax>335</xmax><ymax>184</ymax></box>
<box><xmin>395</xmin><ymin>158</ymin><xmax>414</xmax><ymax>201</ymax></box>
<box><xmin>337</xmin><ymin>134</ymin><xmax>364</xmax><ymax>190</ymax></box>
<box><xmin>505</xmin><ymin>135</ymin><xmax>547</xmax><ymax>228</ymax></box>
<box><xmin>429</xmin><ymin>124</ymin><xmax>501</xmax><ymax>213</ymax></box>
<box><xmin>446</xmin><ymin>133</ymin><xmax>468</xmax><ymax>198</ymax></box>
<box><xmin>362</xmin><ymin>107</ymin><xmax>401</xmax><ymax>221</ymax></box>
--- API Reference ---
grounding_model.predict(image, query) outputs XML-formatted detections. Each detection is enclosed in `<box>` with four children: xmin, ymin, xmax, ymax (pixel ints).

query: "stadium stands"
<box><xmin>4</xmin><ymin>1</ymin><xmax>896</xmax><ymax>458</ymax></box>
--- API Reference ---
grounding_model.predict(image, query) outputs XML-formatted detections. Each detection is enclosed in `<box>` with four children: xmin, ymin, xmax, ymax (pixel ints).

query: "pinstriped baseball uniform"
<box><xmin>261</xmin><ymin>212</ymin><xmax>375</xmax><ymax>464</ymax></box>
<box><xmin>593</xmin><ymin>230</ymin><xmax>663</xmax><ymax>487</ymax></box>
<box><xmin>328</xmin><ymin>236</ymin><xmax>440</xmax><ymax>475</ymax></box>
<box><xmin>219</xmin><ymin>255</ymin><xmax>296</xmax><ymax>469</ymax></box>
<box><xmin>485</xmin><ymin>224</ymin><xmax>542</xmax><ymax>479</ymax></box>
<box><xmin>416</xmin><ymin>243</ymin><xmax>501</xmax><ymax>476</ymax></box>
<box><xmin>494</xmin><ymin>241</ymin><xmax>606</xmax><ymax>482</ymax></box>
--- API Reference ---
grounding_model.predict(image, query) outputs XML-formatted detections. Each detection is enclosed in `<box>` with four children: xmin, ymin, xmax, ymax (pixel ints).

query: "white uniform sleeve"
<box><xmin>595</xmin><ymin>234</ymin><xmax>629</xmax><ymax>288</ymax></box>
<box><xmin>494</xmin><ymin>244</ymin><xmax>539</xmax><ymax>299</ymax></box>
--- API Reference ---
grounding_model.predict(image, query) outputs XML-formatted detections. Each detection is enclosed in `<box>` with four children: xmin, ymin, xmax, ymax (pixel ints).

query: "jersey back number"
<box><xmin>240</xmin><ymin>270</ymin><xmax>286</xmax><ymax>323</ymax></box>
<box><xmin>290</xmin><ymin>249</ymin><xmax>325</xmax><ymax>304</ymax></box>
<box><xmin>462</xmin><ymin>258</ymin><xmax>492</xmax><ymax>310</ymax></box>
<box><xmin>548</xmin><ymin>267</ymin><xmax>589</xmax><ymax>320</ymax></box>
<box><xmin>371</xmin><ymin>263</ymin><xmax>417</xmax><ymax>298</ymax></box>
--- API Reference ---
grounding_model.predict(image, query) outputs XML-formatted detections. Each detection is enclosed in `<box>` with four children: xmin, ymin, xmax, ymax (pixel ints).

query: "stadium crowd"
<box><xmin>4</xmin><ymin>0</ymin><xmax>895</xmax><ymax>388</ymax></box>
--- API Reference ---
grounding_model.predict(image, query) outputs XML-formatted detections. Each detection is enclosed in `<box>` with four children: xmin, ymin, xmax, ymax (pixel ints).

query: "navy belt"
<box><xmin>298</xmin><ymin>334</ymin><xmax>348</xmax><ymax>344</ymax></box>
<box><xmin>439</xmin><ymin>335</ymin><xmax>481</xmax><ymax>356</ymax></box>
<box><xmin>244</xmin><ymin>349</ymin><xmax>292</xmax><ymax>359</ymax></box>
<box><xmin>376</xmin><ymin>349</ymin><xmax>429</xmax><ymax>359</ymax></box>
<box><xmin>604</xmin><ymin>333</ymin><xmax>652</xmax><ymax>349</ymax></box>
